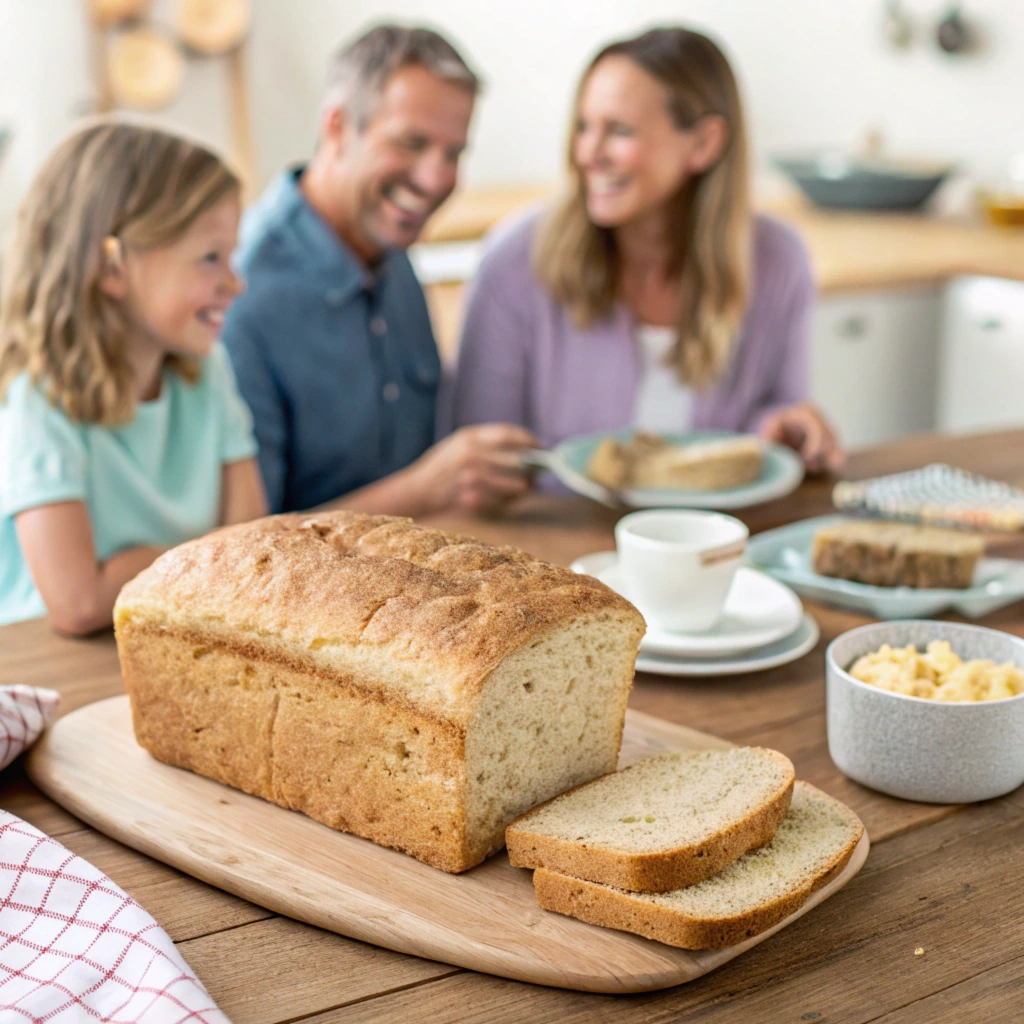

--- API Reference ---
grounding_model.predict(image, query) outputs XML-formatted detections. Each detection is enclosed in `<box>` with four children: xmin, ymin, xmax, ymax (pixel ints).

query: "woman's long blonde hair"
<box><xmin>534</xmin><ymin>28</ymin><xmax>751</xmax><ymax>388</ymax></box>
<box><xmin>0</xmin><ymin>121</ymin><xmax>239</xmax><ymax>425</ymax></box>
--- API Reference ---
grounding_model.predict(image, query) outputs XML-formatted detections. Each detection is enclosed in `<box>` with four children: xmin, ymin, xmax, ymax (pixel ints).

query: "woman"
<box><xmin>449</xmin><ymin>27</ymin><xmax>841</xmax><ymax>472</ymax></box>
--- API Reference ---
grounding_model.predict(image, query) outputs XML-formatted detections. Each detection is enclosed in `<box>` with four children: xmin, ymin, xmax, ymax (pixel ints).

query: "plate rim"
<box><xmin>745</xmin><ymin>514</ymin><xmax>1024</xmax><ymax>618</ymax></box>
<box><xmin>634</xmin><ymin>613</ymin><xmax>820</xmax><ymax>677</ymax></box>
<box><xmin>551</xmin><ymin>429</ymin><xmax>804</xmax><ymax>510</ymax></box>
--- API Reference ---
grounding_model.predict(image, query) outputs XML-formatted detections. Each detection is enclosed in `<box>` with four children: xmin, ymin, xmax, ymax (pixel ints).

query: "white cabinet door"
<box><xmin>937</xmin><ymin>277</ymin><xmax>1024</xmax><ymax>434</ymax></box>
<box><xmin>811</xmin><ymin>288</ymin><xmax>940</xmax><ymax>449</ymax></box>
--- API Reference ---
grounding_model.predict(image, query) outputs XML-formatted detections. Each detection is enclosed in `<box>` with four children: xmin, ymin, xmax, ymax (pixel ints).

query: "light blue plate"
<box><xmin>746</xmin><ymin>515</ymin><xmax>1024</xmax><ymax>620</ymax></box>
<box><xmin>550</xmin><ymin>430</ymin><xmax>804</xmax><ymax>510</ymax></box>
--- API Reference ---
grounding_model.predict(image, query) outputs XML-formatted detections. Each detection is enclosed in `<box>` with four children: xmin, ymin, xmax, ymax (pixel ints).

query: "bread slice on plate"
<box><xmin>586</xmin><ymin>433</ymin><xmax>763</xmax><ymax>492</ymax></box>
<box><xmin>533</xmin><ymin>781</ymin><xmax>865</xmax><ymax>950</ymax></box>
<box><xmin>812</xmin><ymin>520</ymin><xmax>984</xmax><ymax>589</ymax></box>
<box><xmin>506</xmin><ymin>748</ymin><xmax>795</xmax><ymax>893</ymax></box>
<box><xmin>638</xmin><ymin>435</ymin><xmax>764</xmax><ymax>491</ymax></box>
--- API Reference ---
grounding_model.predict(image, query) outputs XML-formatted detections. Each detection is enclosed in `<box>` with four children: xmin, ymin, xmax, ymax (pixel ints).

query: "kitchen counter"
<box><xmin>421</xmin><ymin>185</ymin><xmax>1024</xmax><ymax>293</ymax></box>
<box><xmin>781</xmin><ymin>206</ymin><xmax>1024</xmax><ymax>292</ymax></box>
<box><xmin>420</xmin><ymin>185</ymin><xmax>551</xmax><ymax>246</ymax></box>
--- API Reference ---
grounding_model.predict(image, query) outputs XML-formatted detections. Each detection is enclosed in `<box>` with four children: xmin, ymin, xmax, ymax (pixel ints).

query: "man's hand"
<box><xmin>759</xmin><ymin>402</ymin><xmax>845</xmax><ymax>474</ymax></box>
<box><xmin>411</xmin><ymin>424</ymin><xmax>540</xmax><ymax>514</ymax></box>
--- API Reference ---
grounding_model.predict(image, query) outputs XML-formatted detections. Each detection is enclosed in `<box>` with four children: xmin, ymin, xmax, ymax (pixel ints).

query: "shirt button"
<box><xmin>382</xmin><ymin>381</ymin><xmax>400</xmax><ymax>402</ymax></box>
<box><xmin>370</xmin><ymin>315</ymin><xmax>387</xmax><ymax>336</ymax></box>
<box><xmin>326</xmin><ymin>288</ymin><xmax>345</xmax><ymax>307</ymax></box>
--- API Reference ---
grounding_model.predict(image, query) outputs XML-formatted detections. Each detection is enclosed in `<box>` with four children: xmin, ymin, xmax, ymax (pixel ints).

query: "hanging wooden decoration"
<box><xmin>90</xmin><ymin>0</ymin><xmax>151</xmax><ymax>25</ymax></box>
<box><xmin>108</xmin><ymin>28</ymin><xmax>185</xmax><ymax>110</ymax></box>
<box><xmin>83</xmin><ymin>0</ymin><xmax>255</xmax><ymax>194</ymax></box>
<box><xmin>176</xmin><ymin>0</ymin><xmax>251</xmax><ymax>56</ymax></box>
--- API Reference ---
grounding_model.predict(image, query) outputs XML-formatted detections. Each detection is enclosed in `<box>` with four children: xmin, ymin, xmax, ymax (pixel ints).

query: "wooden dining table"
<box><xmin>3</xmin><ymin>429</ymin><xmax>1024</xmax><ymax>1023</ymax></box>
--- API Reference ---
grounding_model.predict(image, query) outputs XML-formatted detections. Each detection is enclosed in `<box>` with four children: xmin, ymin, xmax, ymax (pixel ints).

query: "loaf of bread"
<box><xmin>533</xmin><ymin>781</ymin><xmax>864</xmax><ymax>950</ymax></box>
<box><xmin>506</xmin><ymin>748</ymin><xmax>795</xmax><ymax>892</ymax></box>
<box><xmin>114</xmin><ymin>512</ymin><xmax>645</xmax><ymax>873</ymax></box>
<box><xmin>812</xmin><ymin>520</ymin><xmax>984</xmax><ymax>589</ymax></box>
<box><xmin>587</xmin><ymin>433</ymin><xmax>763</xmax><ymax>492</ymax></box>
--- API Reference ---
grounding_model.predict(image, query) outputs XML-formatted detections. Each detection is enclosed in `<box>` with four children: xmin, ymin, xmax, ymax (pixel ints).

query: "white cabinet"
<box><xmin>937</xmin><ymin>276</ymin><xmax>1024</xmax><ymax>434</ymax></box>
<box><xmin>811</xmin><ymin>287</ymin><xmax>941</xmax><ymax>449</ymax></box>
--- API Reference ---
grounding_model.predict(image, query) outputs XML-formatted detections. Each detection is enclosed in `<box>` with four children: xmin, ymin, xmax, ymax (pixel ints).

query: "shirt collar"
<box><xmin>269</xmin><ymin>167</ymin><xmax>396</xmax><ymax>302</ymax></box>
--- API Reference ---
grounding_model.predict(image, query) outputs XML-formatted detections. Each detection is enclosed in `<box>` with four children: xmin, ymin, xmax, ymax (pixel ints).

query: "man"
<box><xmin>223</xmin><ymin>24</ymin><xmax>535</xmax><ymax>515</ymax></box>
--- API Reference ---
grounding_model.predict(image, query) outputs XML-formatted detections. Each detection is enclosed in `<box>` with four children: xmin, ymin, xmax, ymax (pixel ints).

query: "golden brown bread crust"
<box><xmin>505</xmin><ymin>752</ymin><xmax>795</xmax><ymax>892</ymax></box>
<box><xmin>532</xmin><ymin>845</ymin><xmax>855</xmax><ymax>950</ymax></box>
<box><xmin>115</xmin><ymin>511</ymin><xmax>644</xmax><ymax>873</ymax></box>
<box><xmin>117</xmin><ymin>512</ymin><xmax>631</xmax><ymax>724</ymax></box>
<box><xmin>119</xmin><ymin>627</ymin><xmax>474</xmax><ymax>870</ymax></box>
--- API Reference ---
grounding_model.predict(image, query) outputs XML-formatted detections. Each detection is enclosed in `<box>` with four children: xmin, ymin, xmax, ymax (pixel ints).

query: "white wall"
<box><xmin>2</xmin><ymin>0</ymin><xmax>1024</xmax><ymax>228</ymax></box>
<box><xmin>347</xmin><ymin>0</ymin><xmax>1024</xmax><ymax>191</ymax></box>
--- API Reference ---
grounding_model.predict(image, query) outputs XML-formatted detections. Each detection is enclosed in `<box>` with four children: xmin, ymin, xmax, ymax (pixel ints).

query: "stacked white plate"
<box><xmin>570</xmin><ymin>552</ymin><xmax>819</xmax><ymax>677</ymax></box>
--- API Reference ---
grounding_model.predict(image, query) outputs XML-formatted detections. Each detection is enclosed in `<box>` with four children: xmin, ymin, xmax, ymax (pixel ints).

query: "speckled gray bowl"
<box><xmin>826</xmin><ymin>621</ymin><xmax>1024</xmax><ymax>803</ymax></box>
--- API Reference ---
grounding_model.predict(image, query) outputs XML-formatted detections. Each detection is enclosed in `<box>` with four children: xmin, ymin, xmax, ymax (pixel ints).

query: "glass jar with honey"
<box><xmin>980</xmin><ymin>154</ymin><xmax>1024</xmax><ymax>226</ymax></box>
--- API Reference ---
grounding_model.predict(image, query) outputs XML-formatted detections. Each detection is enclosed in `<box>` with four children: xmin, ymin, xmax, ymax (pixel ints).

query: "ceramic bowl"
<box><xmin>826</xmin><ymin>620</ymin><xmax>1024</xmax><ymax>803</ymax></box>
<box><xmin>773</xmin><ymin>153</ymin><xmax>952</xmax><ymax>210</ymax></box>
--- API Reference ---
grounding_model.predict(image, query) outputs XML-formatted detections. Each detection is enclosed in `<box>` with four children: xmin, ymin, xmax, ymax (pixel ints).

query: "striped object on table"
<box><xmin>0</xmin><ymin>686</ymin><xmax>228</xmax><ymax>1021</ymax></box>
<box><xmin>0</xmin><ymin>812</ymin><xmax>228</xmax><ymax>1022</ymax></box>
<box><xmin>0</xmin><ymin>686</ymin><xmax>59</xmax><ymax>772</ymax></box>
<box><xmin>833</xmin><ymin>464</ymin><xmax>1024</xmax><ymax>532</ymax></box>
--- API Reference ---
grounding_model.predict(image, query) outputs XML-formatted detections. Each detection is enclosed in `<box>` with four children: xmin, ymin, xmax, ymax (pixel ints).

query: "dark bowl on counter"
<box><xmin>774</xmin><ymin>153</ymin><xmax>954</xmax><ymax>211</ymax></box>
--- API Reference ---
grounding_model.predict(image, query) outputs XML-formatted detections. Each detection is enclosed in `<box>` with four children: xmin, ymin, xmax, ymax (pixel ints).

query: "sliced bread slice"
<box><xmin>534</xmin><ymin>781</ymin><xmax>865</xmax><ymax>950</ymax></box>
<box><xmin>505</xmin><ymin>748</ymin><xmax>795</xmax><ymax>893</ymax></box>
<box><xmin>812</xmin><ymin>520</ymin><xmax>983</xmax><ymax>589</ymax></box>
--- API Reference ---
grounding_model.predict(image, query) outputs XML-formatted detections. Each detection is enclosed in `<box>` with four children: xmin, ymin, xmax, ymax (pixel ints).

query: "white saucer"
<box><xmin>634</xmin><ymin>614</ymin><xmax>820</xmax><ymax>678</ymax></box>
<box><xmin>569</xmin><ymin>552</ymin><xmax>804</xmax><ymax>659</ymax></box>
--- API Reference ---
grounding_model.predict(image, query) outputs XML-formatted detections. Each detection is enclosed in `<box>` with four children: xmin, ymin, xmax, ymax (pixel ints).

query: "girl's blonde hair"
<box><xmin>534</xmin><ymin>27</ymin><xmax>751</xmax><ymax>389</ymax></box>
<box><xmin>0</xmin><ymin>121</ymin><xmax>239</xmax><ymax>425</ymax></box>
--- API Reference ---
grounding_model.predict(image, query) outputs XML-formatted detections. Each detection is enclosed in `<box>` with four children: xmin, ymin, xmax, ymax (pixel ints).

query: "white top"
<box><xmin>633</xmin><ymin>324</ymin><xmax>693</xmax><ymax>434</ymax></box>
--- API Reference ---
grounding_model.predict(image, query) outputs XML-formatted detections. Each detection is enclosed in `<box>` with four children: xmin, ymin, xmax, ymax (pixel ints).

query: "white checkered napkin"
<box><xmin>0</xmin><ymin>686</ymin><xmax>60</xmax><ymax>772</ymax></box>
<box><xmin>833</xmin><ymin>463</ymin><xmax>1024</xmax><ymax>531</ymax></box>
<box><xmin>0</xmin><ymin>813</ymin><xmax>230</xmax><ymax>1023</ymax></box>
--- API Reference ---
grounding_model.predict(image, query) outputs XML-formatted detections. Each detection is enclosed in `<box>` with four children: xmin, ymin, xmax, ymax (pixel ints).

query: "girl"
<box><xmin>0</xmin><ymin>122</ymin><xmax>267</xmax><ymax>633</ymax></box>
<box><xmin>450</xmin><ymin>27</ymin><xmax>842</xmax><ymax>472</ymax></box>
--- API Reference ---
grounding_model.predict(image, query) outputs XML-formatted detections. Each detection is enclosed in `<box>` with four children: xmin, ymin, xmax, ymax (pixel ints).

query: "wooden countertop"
<box><xmin>4</xmin><ymin>428</ymin><xmax>1024</xmax><ymax>1022</ymax></box>
<box><xmin>779</xmin><ymin>206</ymin><xmax>1024</xmax><ymax>292</ymax></box>
<box><xmin>421</xmin><ymin>185</ymin><xmax>1024</xmax><ymax>293</ymax></box>
<box><xmin>421</xmin><ymin>185</ymin><xmax>552</xmax><ymax>246</ymax></box>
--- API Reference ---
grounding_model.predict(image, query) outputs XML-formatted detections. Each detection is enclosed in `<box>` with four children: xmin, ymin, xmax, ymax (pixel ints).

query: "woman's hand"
<box><xmin>759</xmin><ymin>402</ymin><xmax>845</xmax><ymax>474</ymax></box>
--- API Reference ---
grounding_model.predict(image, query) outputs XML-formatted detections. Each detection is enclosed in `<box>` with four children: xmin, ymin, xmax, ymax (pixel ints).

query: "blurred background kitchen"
<box><xmin>2</xmin><ymin>0</ymin><xmax>1024</xmax><ymax>451</ymax></box>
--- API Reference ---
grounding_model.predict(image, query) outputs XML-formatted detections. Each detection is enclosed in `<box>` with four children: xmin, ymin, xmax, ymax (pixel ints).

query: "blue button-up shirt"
<box><xmin>223</xmin><ymin>168</ymin><xmax>440</xmax><ymax>513</ymax></box>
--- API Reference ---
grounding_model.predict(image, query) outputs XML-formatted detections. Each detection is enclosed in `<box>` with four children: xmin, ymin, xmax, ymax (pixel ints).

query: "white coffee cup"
<box><xmin>614</xmin><ymin>510</ymin><xmax>749</xmax><ymax>633</ymax></box>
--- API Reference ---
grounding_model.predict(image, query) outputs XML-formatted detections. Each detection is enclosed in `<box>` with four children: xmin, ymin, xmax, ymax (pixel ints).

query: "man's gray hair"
<box><xmin>322</xmin><ymin>24</ymin><xmax>481</xmax><ymax>127</ymax></box>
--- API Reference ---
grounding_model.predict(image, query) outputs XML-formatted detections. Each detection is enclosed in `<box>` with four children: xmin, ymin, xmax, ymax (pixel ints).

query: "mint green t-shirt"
<box><xmin>0</xmin><ymin>342</ymin><xmax>257</xmax><ymax>625</ymax></box>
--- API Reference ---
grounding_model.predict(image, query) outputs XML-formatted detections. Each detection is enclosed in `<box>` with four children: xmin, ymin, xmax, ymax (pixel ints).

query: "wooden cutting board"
<box><xmin>26</xmin><ymin>696</ymin><xmax>869</xmax><ymax>993</ymax></box>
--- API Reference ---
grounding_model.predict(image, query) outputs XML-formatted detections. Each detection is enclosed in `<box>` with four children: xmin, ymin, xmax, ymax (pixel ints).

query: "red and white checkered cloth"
<box><xmin>0</xmin><ymin>687</ymin><xmax>230</xmax><ymax>1022</ymax></box>
<box><xmin>0</xmin><ymin>686</ymin><xmax>60</xmax><ymax>773</ymax></box>
<box><xmin>0</xmin><ymin>814</ymin><xmax>230</xmax><ymax>1022</ymax></box>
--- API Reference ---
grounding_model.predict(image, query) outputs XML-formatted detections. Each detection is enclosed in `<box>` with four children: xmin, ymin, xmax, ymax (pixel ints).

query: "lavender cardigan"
<box><xmin>448</xmin><ymin>209</ymin><xmax>815</xmax><ymax>446</ymax></box>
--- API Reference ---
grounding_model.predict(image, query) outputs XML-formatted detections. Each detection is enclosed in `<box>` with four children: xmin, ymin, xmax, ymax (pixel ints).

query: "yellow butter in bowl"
<box><xmin>850</xmin><ymin>641</ymin><xmax>1024</xmax><ymax>702</ymax></box>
